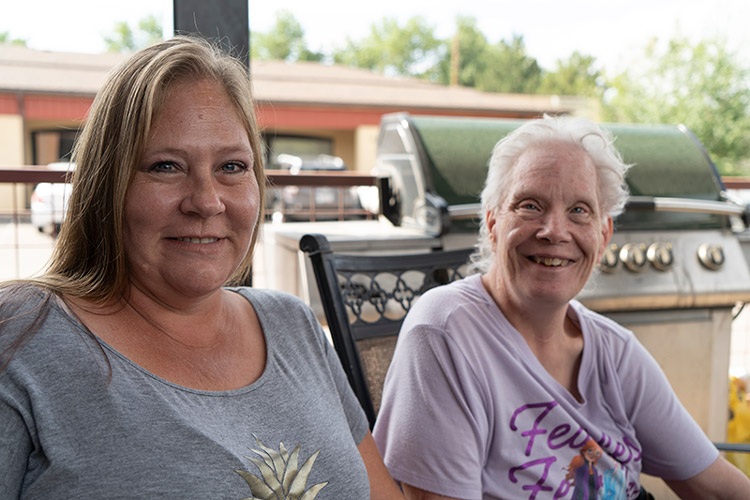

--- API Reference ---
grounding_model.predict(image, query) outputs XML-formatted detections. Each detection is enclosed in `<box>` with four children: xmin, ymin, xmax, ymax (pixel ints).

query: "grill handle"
<box><xmin>627</xmin><ymin>196</ymin><xmax>746</xmax><ymax>217</ymax></box>
<box><xmin>447</xmin><ymin>203</ymin><xmax>482</xmax><ymax>220</ymax></box>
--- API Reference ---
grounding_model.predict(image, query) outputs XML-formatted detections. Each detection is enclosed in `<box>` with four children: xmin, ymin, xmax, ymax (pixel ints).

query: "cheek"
<box><xmin>227</xmin><ymin>183</ymin><xmax>261</xmax><ymax>232</ymax></box>
<box><xmin>122</xmin><ymin>185</ymin><xmax>172</xmax><ymax>242</ymax></box>
<box><xmin>240</xmin><ymin>182</ymin><xmax>261</xmax><ymax>216</ymax></box>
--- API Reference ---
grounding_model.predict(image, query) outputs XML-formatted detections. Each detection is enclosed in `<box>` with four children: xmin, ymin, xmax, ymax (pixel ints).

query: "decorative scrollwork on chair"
<box><xmin>300</xmin><ymin>233</ymin><xmax>475</xmax><ymax>428</ymax></box>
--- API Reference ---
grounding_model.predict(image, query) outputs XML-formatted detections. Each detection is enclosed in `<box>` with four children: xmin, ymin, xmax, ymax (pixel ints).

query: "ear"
<box><xmin>486</xmin><ymin>209</ymin><xmax>497</xmax><ymax>240</ymax></box>
<box><xmin>599</xmin><ymin>216</ymin><xmax>614</xmax><ymax>258</ymax></box>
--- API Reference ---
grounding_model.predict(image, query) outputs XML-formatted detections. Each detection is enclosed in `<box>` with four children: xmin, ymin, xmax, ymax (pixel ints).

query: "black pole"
<box><xmin>173</xmin><ymin>0</ymin><xmax>249</xmax><ymax>70</ymax></box>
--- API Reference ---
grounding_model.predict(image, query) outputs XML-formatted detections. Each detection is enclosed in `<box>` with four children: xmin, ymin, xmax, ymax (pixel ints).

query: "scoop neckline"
<box><xmin>52</xmin><ymin>288</ymin><xmax>272</xmax><ymax>396</ymax></box>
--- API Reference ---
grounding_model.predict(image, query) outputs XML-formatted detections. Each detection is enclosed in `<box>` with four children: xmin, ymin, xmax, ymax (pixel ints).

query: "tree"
<box><xmin>332</xmin><ymin>16</ymin><xmax>443</xmax><ymax>78</ymax></box>
<box><xmin>0</xmin><ymin>32</ymin><xmax>27</xmax><ymax>46</ymax></box>
<box><xmin>428</xmin><ymin>18</ymin><xmax>542</xmax><ymax>94</ymax></box>
<box><xmin>428</xmin><ymin>16</ymin><xmax>489</xmax><ymax>87</ymax></box>
<box><xmin>105</xmin><ymin>15</ymin><xmax>163</xmax><ymax>52</ymax></box>
<box><xmin>603</xmin><ymin>36</ymin><xmax>750</xmax><ymax>175</ymax></box>
<box><xmin>539</xmin><ymin>52</ymin><xmax>604</xmax><ymax>98</ymax></box>
<box><xmin>480</xmin><ymin>34</ymin><xmax>542</xmax><ymax>94</ymax></box>
<box><xmin>251</xmin><ymin>10</ymin><xmax>323</xmax><ymax>62</ymax></box>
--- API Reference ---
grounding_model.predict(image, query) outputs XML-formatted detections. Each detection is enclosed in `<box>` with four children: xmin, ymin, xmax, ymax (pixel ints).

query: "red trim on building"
<box><xmin>255</xmin><ymin>104</ymin><xmax>536</xmax><ymax>130</ymax></box>
<box><xmin>0</xmin><ymin>94</ymin><xmax>20</xmax><ymax>114</ymax></box>
<box><xmin>256</xmin><ymin>105</ymin><xmax>383</xmax><ymax>129</ymax></box>
<box><xmin>1</xmin><ymin>92</ymin><xmax>539</xmax><ymax>127</ymax></box>
<box><xmin>23</xmin><ymin>95</ymin><xmax>94</xmax><ymax>121</ymax></box>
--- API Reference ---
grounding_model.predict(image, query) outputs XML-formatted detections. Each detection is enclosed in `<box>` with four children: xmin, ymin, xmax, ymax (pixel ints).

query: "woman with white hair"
<box><xmin>373</xmin><ymin>115</ymin><xmax>750</xmax><ymax>499</ymax></box>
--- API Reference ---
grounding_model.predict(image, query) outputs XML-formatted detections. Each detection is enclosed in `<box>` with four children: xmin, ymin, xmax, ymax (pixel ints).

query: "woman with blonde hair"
<box><xmin>0</xmin><ymin>37</ymin><xmax>403</xmax><ymax>499</ymax></box>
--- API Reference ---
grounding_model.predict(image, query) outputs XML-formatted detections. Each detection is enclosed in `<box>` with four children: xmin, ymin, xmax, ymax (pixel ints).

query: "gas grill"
<box><xmin>373</xmin><ymin>113</ymin><xmax>750</xmax><ymax>457</ymax></box>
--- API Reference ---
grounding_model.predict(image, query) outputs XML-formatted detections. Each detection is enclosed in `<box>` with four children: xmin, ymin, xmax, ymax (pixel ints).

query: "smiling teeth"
<box><xmin>176</xmin><ymin>237</ymin><xmax>218</xmax><ymax>244</ymax></box>
<box><xmin>533</xmin><ymin>256</ymin><xmax>569</xmax><ymax>267</ymax></box>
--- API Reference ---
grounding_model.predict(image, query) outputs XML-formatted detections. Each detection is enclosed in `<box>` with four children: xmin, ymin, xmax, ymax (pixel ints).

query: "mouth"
<box><xmin>170</xmin><ymin>237</ymin><xmax>221</xmax><ymax>244</ymax></box>
<box><xmin>530</xmin><ymin>256</ymin><xmax>571</xmax><ymax>267</ymax></box>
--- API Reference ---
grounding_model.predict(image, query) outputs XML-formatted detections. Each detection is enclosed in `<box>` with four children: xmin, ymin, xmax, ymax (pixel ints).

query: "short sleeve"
<box><xmin>373</xmin><ymin>324</ymin><xmax>488</xmax><ymax>500</ymax></box>
<box><xmin>618</xmin><ymin>336</ymin><xmax>719</xmax><ymax>479</ymax></box>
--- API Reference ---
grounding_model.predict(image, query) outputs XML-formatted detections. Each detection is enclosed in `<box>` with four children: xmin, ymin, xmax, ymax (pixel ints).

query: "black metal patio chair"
<box><xmin>299</xmin><ymin>233</ymin><xmax>475</xmax><ymax>428</ymax></box>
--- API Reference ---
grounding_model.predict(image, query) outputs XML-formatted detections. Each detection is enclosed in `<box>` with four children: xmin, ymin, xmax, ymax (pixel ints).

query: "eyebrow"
<box><xmin>143</xmin><ymin>145</ymin><xmax>254</xmax><ymax>158</ymax></box>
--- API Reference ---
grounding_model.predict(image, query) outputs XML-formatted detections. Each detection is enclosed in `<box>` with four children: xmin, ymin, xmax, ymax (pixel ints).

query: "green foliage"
<box><xmin>480</xmin><ymin>34</ymin><xmax>542</xmax><ymax>94</ymax></box>
<box><xmin>100</xmin><ymin>10</ymin><xmax>749</xmax><ymax>176</ymax></box>
<box><xmin>332</xmin><ymin>16</ymin><xmax>442</xmax><ymax>77</ymax></box>
<box><xmin>104</xmin><ymin>14</ymin><xmax>163</xmax><ymax>52</ymax></box>
<box><xmin>428</xmin><ymin>16</ymin><xmax>489</xmax><ymax>86</ymax></box>
<box><xmin>0</xmin><ymin>32</ymin><xmax>27</xmax><ymax>46</ymax></box>
<box><xmin>602</xmin><ymin>36</ymin><xmax>750</xmax><ymax>175</ymax></box>
<box><xmin>539</xmin><ymin>51</ymin><xmax>604</xmax><ymax>98</ymax></box>
<box><xmin>251</xmin><ymin>10</ymin><xmax>323</xmax><ymax>62</ymax></box>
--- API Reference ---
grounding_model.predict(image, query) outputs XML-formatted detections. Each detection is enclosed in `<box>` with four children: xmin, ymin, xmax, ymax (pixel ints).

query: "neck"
<box><xmin>481</xmin><ymin>273</ymin><xmax>570</xmax><ymax>344</ymax></box>
<box><xmin>126</xmin><ymin>284</ymin><xmax>234</xmax><ymax>349</ymax></box>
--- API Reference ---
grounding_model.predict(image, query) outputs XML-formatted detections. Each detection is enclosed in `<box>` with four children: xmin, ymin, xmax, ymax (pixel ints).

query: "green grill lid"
<box><xmin>406</xmin><ymin>114</ymin><xmax>726</xmax><ymax>230</ymax></box>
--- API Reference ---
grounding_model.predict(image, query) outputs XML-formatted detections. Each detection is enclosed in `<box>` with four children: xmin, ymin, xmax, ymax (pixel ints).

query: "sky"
<box><xmin>3</xmin><ymin>0</ymin><xmax>749</xmax><ymax>72</ymax></box>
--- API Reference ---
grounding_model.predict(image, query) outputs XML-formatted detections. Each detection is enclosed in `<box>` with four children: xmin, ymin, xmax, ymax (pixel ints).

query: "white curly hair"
<box><xmin>472</xmin><ymin>115</ymin><xmax>631</xmax><ymax>273</ymax></box>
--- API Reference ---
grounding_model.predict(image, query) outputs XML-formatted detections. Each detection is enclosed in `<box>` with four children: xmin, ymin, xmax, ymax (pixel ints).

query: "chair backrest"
<box><xmin>300</xmin><ymin>233</ymin><xmax>475</xmax><ymax>428</ymax></box>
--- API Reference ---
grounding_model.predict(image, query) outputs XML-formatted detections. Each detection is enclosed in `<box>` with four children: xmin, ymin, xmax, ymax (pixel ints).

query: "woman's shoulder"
<box><xmin>0</xmin><ymin>282</ymin><xmax>55</xmax><ymax>319</ymax></box>
<box><xmin>230</xmin><ymin>286</ymin><xmax>310</xmax><ymax>311</ymax></box>
<box><xmin>400</xmin><ymin>274</ymin><xmax>490</xmax><ymax>342</ymax></box>
<box><xmin>0</xmin><ymin>283</ymin><xmax>82</xmax><ymax>364</ymax></box>
<box><xmin>420</xmin><ymin>273</ymin><xmax>484</xmax><ymax>304</ymax></box>
<box><xmin>229</xmin><ymin>286</ymin><xmax>321</xmax><ymax>340</ymax></box>
<box><xmin>410</xmin><ymin>274</ymin><xmax>488</xmax><ymax>319</ymax></box>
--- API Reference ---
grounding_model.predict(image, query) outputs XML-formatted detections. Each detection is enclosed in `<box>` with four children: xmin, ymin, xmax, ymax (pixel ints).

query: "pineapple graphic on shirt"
<box><xmin>236</xmin><ymin>434</ymin><xmax>328</xmax><ymax>500</ymax></box>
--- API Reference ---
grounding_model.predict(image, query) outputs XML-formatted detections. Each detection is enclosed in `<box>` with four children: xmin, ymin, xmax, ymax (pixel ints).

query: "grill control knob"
<box><xmin>619</xmin><ymin>243</ymin><xmax>647</xmax><ymax>272</ymax></box>
<box><xmin>599</xmin><ymin>244</ymin><xmax>619</xmax><ymax>273</ymax></box>
<box><xmin>647</xmin><ymin>242</ymin><xmax>673</xmax><ymax>271</ymax></box>
<box><xmin>697</xmin><ymin>243</ymin><xmax>725</xmax><ymax>270</ymax></box>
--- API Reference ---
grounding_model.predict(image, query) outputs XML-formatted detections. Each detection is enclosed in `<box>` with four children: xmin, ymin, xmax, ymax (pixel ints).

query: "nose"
<box><xmin>536</xmin><ymin>209</ymin><xmax>570</xmax><ymax>244</ymax></box>
<box><xmin>180</xmin><ymin>171</ymin><xmax>225</xmax><ymax>217</ymax></box>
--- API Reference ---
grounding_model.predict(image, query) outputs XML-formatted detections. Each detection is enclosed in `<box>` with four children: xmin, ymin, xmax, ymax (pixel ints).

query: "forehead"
<box><xmin>156</xmin><ymin>78</ymin><xmax>234</xmax><ymax>118</ymax></box>
<box><xmin>146</xmin><ymin>78</ymin><xmax>249</xmax><ymax>143</ymax></box>
<box><xmin>507</xmin><ymin>142</ymin><xmax>598</xmax><ymax>195</ymax></box>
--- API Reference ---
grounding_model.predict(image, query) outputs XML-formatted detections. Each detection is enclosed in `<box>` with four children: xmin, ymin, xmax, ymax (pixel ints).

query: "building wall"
<box><xmin>355</xmin><ymin>125</ymin><xmax>380</xmax><ymax>173</ymax></box>
<box><xmin>0</xmin><ymin>114</ymin><xmax>25</xmax><ymax>212</ymax></box>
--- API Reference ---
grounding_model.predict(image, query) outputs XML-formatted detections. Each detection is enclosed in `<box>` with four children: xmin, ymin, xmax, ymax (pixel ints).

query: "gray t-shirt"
<box><xmin>0</xmin><ymin>286</ymin><xmax>369</xmax><ymax>499</ymax></box>
<box><xmin>373</xmin><ymin>274</ymin><xmax>718</xmax><ymax>500</ymax></box>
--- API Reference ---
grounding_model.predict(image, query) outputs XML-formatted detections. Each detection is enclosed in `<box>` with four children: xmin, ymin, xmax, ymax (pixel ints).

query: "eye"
<box><xmin>520</xmin><ymin>202</ymin><xmax>540</xmax><ymax>211</ymax></box>
<box><xmin>148</xmin><ymin>161</ymin><xmax>180</xmax><ymax>173</ymax></box>
<box><xmin>219</xmin><ymin>161</ymin><xmax>249</xmax><ymax>173</ymax></box>
<box><xmin>570</xmin><ymin>205</ymin><xmax>592</xmax><ymax>217</ymax></box>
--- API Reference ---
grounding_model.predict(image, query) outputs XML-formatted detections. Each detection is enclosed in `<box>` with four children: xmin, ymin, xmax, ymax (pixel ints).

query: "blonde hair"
<box><xmin>40</xmin><ymin>36</ymin><xmax>265</xmax><ymax>303</ymax></box>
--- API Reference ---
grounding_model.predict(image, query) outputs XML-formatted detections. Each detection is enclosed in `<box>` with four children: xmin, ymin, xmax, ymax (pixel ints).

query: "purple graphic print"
<box><xmin>506</xmin><ymin>401</ymin><xmax>641</xmax><ymax>499</ymax></box>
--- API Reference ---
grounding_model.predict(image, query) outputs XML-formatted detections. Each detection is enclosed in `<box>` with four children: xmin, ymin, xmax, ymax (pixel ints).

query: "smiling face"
<box><xmin>122</xmin><ymin>78</ymin><xmax>260</xmax><ymax>303</ymax></box>
<box><xmin>485</xmin><ymin>141</ymin><xmax>613</xmax><ymax>314</ymax></box>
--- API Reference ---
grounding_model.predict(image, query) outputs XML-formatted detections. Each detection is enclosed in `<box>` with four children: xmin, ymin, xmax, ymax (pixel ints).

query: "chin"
<box><xmin>170</xmin><ymin>273</ymin><xmax>234</xmax><ymax>297</ymax></box>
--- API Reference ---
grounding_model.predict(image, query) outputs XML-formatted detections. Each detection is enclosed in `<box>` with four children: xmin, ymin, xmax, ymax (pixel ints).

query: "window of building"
<box><xmin>32</xmin><ymin>130</ymin><xmax>78</xmax><ymax>165</ymax></box>
<box><xmin>263</xmin><ymin>134</ymin><xmax>333</xmax><ymax>169</ymax></box>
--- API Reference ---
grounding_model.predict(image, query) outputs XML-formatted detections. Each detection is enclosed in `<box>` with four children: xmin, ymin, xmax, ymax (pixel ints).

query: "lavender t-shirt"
<box><xmin>373</xmin><ymin>274</ymin><xmax>717</xmax><ymax>500</ymax></box>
